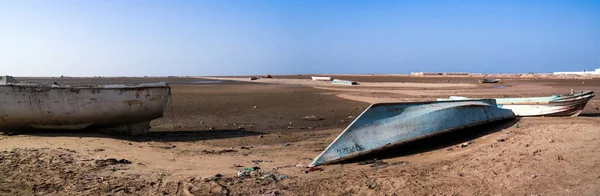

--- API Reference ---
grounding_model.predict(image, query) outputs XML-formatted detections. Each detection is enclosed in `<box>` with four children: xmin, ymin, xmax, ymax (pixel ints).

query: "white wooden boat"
<box><xmin>437</xmin><ymin>91</ymin><xmax>594</xmax><ymax>117</ymax></box>
<box><xmin>0</xmin><ymin>76</ymin><xmax>170</xmax><ymax>135</ymax></box>
<box><xmin>311</xmin><ymin>76</ymin><xmax>332</xmax><ymax>81</ymax></box>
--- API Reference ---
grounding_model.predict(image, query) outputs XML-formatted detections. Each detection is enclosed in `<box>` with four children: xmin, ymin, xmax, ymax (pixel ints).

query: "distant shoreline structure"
<box><xmin>410</xmin><ymin>72</ymin><xmax>469</xmax><ymax>76</ymax></box>
<box><xmin>553</xmin><ymin>68</ymin><xmax>600</xmax><ymax>75</ymax></box>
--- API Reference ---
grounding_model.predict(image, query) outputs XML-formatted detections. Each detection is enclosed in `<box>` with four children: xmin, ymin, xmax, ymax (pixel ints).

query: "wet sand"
<box><xmin>1</xmin><ymin>75</ymin><xmax>599</xmax><ymax>195</ymax></box>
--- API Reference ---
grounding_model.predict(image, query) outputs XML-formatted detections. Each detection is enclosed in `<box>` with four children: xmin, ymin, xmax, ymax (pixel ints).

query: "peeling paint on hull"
<box><xmin>438</xmin><ymin>91</ymin><xmax>595</xmax><ymax>117</ymax></box>
<box><xmin>0</xmin><ymin>82</ymin><xmax>170</xmax><ymax>133</ymax></box>
<box><xmin>310</xmin><ymin>99</ymin><xmax>516</xmax><ymax>166</ymax></box>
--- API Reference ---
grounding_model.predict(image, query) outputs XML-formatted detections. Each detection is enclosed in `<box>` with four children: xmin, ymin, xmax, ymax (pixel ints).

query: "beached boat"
<box><xmin>479</xmin><ymin>79</ymin><xmax>500</xmax><ymax>83</ymax></box>
<box><xmin>310</xmin><ymin>99</ymin><xmax>515</xmax><ymax>166</ymax></box>
<box><xmin>437</xmin><ymin>91</ymin><xmax>594</xmax><ymax>117</ymax></box>
<box><xmin>311</xmin><ymin>76</ymin><xmax>332</xmax><ymax>81</ymax></box>
<box><xmin>0</xmin><ymin>76</ymin><xmax>170</xmax><ymax>135</ymax></box>
<box><xmin>332</xmin><ymin>79</ymin><xmax>358</xmax><ymax>85</ymax></box>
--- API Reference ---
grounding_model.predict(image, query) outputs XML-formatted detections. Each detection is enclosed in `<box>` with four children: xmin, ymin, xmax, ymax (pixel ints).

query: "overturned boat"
<box><xmin>311</xmin><ymin>99</ymin><xmax>515</xmax><ymax>166</ymax></box>
<box><xmin>332</xmin><ymin>79</ymin><xmax>358</xmax><ymax>85</ymax></box>
<box><xmin>479</xmin><ymin>79</ymin><xmax>500</xmax><ymax>83</ymax></box>
<box><xmin>437</xmin><ymin>91</ymin><xmax>594</xmax><ymax>117</ymax></box>
<box><xmin>0</xmin><ymin>76</ymin><xmax>170</xmax><ymax>135</ymax></box>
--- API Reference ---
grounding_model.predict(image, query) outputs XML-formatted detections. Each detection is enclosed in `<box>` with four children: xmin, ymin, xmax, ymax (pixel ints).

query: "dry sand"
<box><xmin>1</xmin><ymin>75</ymin><xmax>599</xmax><ymax>195</ymax></box>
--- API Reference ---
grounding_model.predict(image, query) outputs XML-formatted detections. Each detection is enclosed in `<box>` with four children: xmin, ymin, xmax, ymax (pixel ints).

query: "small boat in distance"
<box><xmin>311</xmin><ymin>99</ymin><xmax>516</xmax><ymax>166</ymax></box>
<box><xmin>0</xmin><ymin>76</ymin><xmax>171</xmax><ymax>135</ymax></box>
<box><xmin>332</xmin><ymin>79</ymin><xmax>358</xmax><ymax>85</ymax></box>
<box><xmin>479</xmin><ymin>79</ymin><xmax>500</xmax><ymax>83</ymax></box>
<box><xmin>437</xmin><ymin>91</ymin><xmax>595</xmax><ymax>117</ymax></box>
<box><xmin>311</xmin><ymin>76</ymin><xmax>332</xmax><ymax>81</ymax></box>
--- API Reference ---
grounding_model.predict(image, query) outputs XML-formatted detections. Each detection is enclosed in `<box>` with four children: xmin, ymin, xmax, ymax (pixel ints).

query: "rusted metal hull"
<box><xmin>438</xmin><ymin>91</ymin><xmax>594</xmax><ymax>117</ymax></box>
<box><xmin>310</xmin><ymin>100</ymin><xmax>516</xmax><ymax>166</ymax></box>
<box><xmin>0</xmin><ymin>83</ymin><xmax>170</xmax><ymax>134</ymax></box>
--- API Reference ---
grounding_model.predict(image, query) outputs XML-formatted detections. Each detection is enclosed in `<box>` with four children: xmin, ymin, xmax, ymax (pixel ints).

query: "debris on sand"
<box><xmin>160</xmin><ymin>145</ymin><xmax>177</xmax><ymax>150</ymax></box>
<box><xmin>390</xmin><ymin>161</ymin><xmax>408</xmax><ymax>166</ymax></box>
<box><xmin>260</xmin><ymin>174</ymin><xmax>274</xmax><ymax>179</ymax></box>
<box><xmin>370</xmin><ymin>161</ymin><xmax>389</xmax><ymax>168</ymax></box>
<box><xmin>302</xmin><ymin>115</ymin><xmax>324</xmax><ymax>121</ymax></box>
<box><xmin>302</xmin><ymin>167</ymin><xmax>324</xmax><ymax>174</ymax></box>
<box><xmin>460</xmin><ymin>141</ymin><xmax>474</xmax><ymax>148</ymax></box>
<box><xmin>201</xmin><ymin>149</ymin><xmax>238</xmax><ymax>154</ymax></box>
<box><xmin>240</xmin><ymin>146</ymin><xmax>253</xmax><ymax>150</ymax></box>
<box><xmin>244</xmin><ymin>166</ymin><xmax>260</xmax><ymax>171</ymax></box>
<box><xmin>252</xmin><ymin>160</ymin><xmax>271</xmax><ymax>164</ymax></box>
<box><xmin>359</xmin><ymin>159</ymin><xmax>407</xmax><ymax>168</ymax></box>
<box><xmin>95</xmin><ymin>158</ymin><xmax>132</xmax><ymax>166</ymax></box>
<box><xmin>93</xmin><ymin>148</ymin><xmax>105</xmax><ymax>152</ymax></box>
<box><xmin>497</xmin><ymin>138</ymin><xmax>506</xmax><ymax>142</ymax></box>
<box><xmin>358</xmin><ymin>159</ymin><xmax>381</xmax><ymax>165</ymax></box>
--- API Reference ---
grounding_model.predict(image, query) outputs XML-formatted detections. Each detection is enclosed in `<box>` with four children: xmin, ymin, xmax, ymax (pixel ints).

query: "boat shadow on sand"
<box><xmin>580</xmin><ymin>112</ymin><xmax>600</xmax><ymax>117</ymax></box>
<box><xmin>335</xmin><ymin>118</ymin><xmax>520</xmax><ymax>165</ymax></box>
<box><xmin>3</xmin><ymin>129</ymin><xmax>263</xmax><ymax>142</ymax></box>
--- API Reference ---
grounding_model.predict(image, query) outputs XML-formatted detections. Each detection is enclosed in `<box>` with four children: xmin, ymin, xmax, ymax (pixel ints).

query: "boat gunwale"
<box><xmin>442</xmin><ymin>91</ymin><xmax>594</xmax><ymax>105</ymax></box>
<box><xmin>0</xmin><ymin>82</ymin><xmax>171</xmax><ymax>90</ymax></box>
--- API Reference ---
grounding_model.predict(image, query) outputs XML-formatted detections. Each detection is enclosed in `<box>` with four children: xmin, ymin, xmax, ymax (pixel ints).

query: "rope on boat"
<box><xmin>168</xmin><ymin>90</ymin><xmax>177</xmax><ymax>131</ymax></box>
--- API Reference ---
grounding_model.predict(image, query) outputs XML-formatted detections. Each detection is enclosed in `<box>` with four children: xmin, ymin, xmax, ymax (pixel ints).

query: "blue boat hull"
<box><xmin>310</xmin><ymin>99</ymin><xmax>516</xmax><ymax>166</ymax></box>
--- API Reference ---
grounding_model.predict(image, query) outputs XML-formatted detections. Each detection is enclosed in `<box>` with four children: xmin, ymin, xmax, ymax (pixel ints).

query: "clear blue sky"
<box><xmin>1</xmin><ymin>0</ymin><xmax>599</xmax><ymax>76</ymax></box>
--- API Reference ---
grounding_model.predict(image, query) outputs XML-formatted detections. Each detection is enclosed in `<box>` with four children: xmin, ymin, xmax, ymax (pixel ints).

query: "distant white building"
<box><xmin>554</xmin><ymin>68</ymin><xmax>600</xmax><ymax>75</ymax></box>
<box><xmin>410</xmin><ymin>72</ymin><xmax>442</xmax><ymax>76</ymax></box>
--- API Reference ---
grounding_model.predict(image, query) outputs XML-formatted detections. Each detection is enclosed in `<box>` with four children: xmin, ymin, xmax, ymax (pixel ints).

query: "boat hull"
<box><xmin>479</xmin><ymin>79</ymin><xmax>500</xmax><ymax>83</ymax></box>
<box><xmin>0</xmin><ymin>83</ymin><xmax>170</xmax><ymax>133</ymax></box>
<box><xmin>332</xmin><ymin>79</ymin><xmax>358</xmax><ymax>85</ymax></box>
<box><xmin>311</xmin><ymin>76</ymin><xmax>332</xmax><ymax>81</ymax></box>
<box><xmin>310</xmin><ymin>99</ymin><xmax>516</xmax><ymax>166</ymax></box>
<box><xmin>438</xmin><ymin>91</ymin><xmax>595</xmax><ymax>117</ymax></box>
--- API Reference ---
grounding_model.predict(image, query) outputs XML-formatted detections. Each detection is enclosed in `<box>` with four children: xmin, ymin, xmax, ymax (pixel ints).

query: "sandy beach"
<box><xmin>1</xmin><ymin>75</ymin><xmax>600</xmax><ymax>195</ymax></box>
